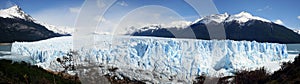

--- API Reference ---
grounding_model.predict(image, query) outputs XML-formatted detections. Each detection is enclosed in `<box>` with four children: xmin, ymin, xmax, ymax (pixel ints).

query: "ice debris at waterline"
<box><xmin>10</xmin><ymin>35</ymin><xmax>289</xmax><ymax>83</ymax></box>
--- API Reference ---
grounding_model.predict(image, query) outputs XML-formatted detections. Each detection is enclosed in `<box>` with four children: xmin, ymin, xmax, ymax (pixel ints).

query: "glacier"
<box><xmin>10</xmin><ymin>35</ymin><xmax>289</xmax><ymax>83</ymax></box>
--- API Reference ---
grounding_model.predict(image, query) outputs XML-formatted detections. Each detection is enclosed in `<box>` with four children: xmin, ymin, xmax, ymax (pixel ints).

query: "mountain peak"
<box><xmin>193</xmin><ymin>12</ymin><xmax>229</xmax><ymax>24</ymax></box>
<box><xmin>235</xmin><ymin>11</ymin><xmax>252</xmax><ymax>17</ymax></box>
<box><xmin>6</xmin><ymin>5</ymin><xmax>22</xmax><ymax>11</ymax></box>
<box><xmin>0</xmin><ymin>5</ymin><xmax>35</xmax><ymax>21</ymax></box>
<box><xmin>227</xmin><ymin>11</ymin><xmax>271</xmax><ymax>23</ymax></box>
<box><xmin>194</xmin><ymin>11</ymin><xmax>271</xmax><ymax>24</ymax></box>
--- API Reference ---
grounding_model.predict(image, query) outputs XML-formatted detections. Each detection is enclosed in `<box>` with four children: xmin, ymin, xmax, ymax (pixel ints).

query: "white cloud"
<box><xmin>30</xmin><ymin>0</ymin><xmax>120</xmax><ymax>34</ymax></box>
<box><xmin>30</xmin><ymin>1</ymin><xmax>193</xmax><ymax>35</ymax></box>
<box><xmin>256</xmin><ymin>6</ymin><xmax>271</xmax><ymax>12</ymax></box>
<box><xmin>96</xmin><ymin>0</ymin><xmax>107</xmax><ymax>8</ymax></box>
<box><xmin>69</xmin><ymin>7</ymin><xmax>80</xmax><ymax>13</ymax></box>
<box><xmin>153</xmin><ymin>13</ymin><xmax>161</xmax><ymax>19</ymax></box>
<box><xmin>112</xmin><ymin>5</ymin><xmax>192</xmax><ymax>34</ymax></box>
<box><xmin>256</xmin><ymin>9</ymin><xmax>263</xmax><ymax>12</ymax></box>
<box><xmin>297</xmin><ymin>16</ymin><xmax>300</xmax><ymax>20</ymax></box>
<box><xmin>94</xmin><ymin>15</ymin><xmax>108</xmax><ymax>22</ymax></box>
<box><xmin>32</xmin><ymin>5</ymin><xmax>110</xmax><ymax>29</ymax></box>
<box><xmin>274</xmin><ymin>19</ymin><xmax>284</xmax><ymax>25</ymax></box>
<box><xmin>5</xmin><ymin>1</ymin><xmax>15</xmax><ymax>8</ymax></box>
<box><xmin>117</xmin><ymin>1</ymin><xmax>128</xmax><ymax>6</ymax></box>
<box><xmin>32</xmin><ymin>6</ymin><xmax>79</xmax><ymax>27</ymax></box>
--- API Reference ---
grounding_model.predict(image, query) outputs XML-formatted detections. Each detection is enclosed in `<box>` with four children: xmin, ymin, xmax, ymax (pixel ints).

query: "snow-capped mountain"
<box><xmin>193</xmin><ymin>11</ymin><xmax>271</xmax><ymax>24</ymax></box>
<box><xmin>0</xmin><ymin>5</ymin><xmax>73</xmax><ymax>35</ymax></box>
<box><xmin>226</xmin><ymin>11</ymin><xmax>271</xmax><ymax>23</ymax></box>
<box><xmin>0</xmin><ymin>5</ymin><xmax>35</xmax><ymax>22</ymax></box>
<box><xmin>0</xmin><ymin>5</ymin><xmax>68</xmax><ymax>42</ymax></box>
<box><xmin>133</xmin><ymin>12</ymin><xmax>300</xmax><ymax>44</ymax></box>
<box><xmin>133</xmin><ymin>11</ymin><xmax>274</xmax><ymax>35</ymax></box>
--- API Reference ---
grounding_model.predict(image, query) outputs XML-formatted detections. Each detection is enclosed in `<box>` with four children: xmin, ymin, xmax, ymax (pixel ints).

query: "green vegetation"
<box><xmin>194</xmin><ymin>54</ymin><xmax>300</xmax><ymax>84</ymax></box>
<box><xmin>231</xmin><ymin>54</ymin><xmax>300</xmax><ymax>84</ymax></box>
<box><xmin>267</xmin><ymin>54</ymin><xmax>300</xmax><ymax>83</ymax></box>
<box><xmin>0</xmin><ymin>59</ymin><xmax>80</xmax><ymax>84</ymax></box>
<box><xmin>104</xmin><ymin>74</ymin><xmax>145</xmax><ymax>84</ymax></box>
<box><xmin>1</xmin><ymin>53</ymin><xmax>300</xmax><ymax>84</ymax></box>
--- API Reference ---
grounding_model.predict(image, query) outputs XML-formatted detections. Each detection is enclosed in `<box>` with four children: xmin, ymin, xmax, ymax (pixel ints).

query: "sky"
<box><xmin>0</xmin><ymin>0</ymin><xmax>299</xmax><ymax>31</ymax></box>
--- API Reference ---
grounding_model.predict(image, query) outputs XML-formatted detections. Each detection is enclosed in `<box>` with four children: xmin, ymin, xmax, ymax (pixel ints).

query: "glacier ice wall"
<box><xmin>11</xmin><ymin>35</ymin><xmax>289</xmax><ymax>83</ymax></box>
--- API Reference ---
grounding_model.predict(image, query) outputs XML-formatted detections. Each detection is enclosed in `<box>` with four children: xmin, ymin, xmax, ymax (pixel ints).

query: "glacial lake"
<box><xmin>0</xmin><ymin>43</ymin><xmax>11</xmax><ymax>56</ymax></box>
<box><xmin>287</xmin><ymin>44</ymin><xmax>300</xmax><ymax>54</ymax></box>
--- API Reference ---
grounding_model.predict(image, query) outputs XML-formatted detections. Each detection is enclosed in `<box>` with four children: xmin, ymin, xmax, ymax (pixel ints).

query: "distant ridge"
<box><xmin>132</xmin><ymin>12</ymin><xmax>300</xmax><ymax>44</ymax></box>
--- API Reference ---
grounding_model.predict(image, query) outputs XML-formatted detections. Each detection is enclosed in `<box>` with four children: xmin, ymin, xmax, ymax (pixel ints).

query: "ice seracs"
<box><xmin>10</xmin><ymin>35</ymin><xmax>290</xmax><ymax>83</ymax></box>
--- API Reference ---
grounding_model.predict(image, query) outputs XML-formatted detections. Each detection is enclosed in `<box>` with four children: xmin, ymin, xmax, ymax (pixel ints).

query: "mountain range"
<box><xmin>0</xmin><ymin>5</ymin><xmax>299</xmax><ymax>44</ymax></box>
<box><xmin>132</xmin><ymin>12</ymin><xmax>300</xmax><ymax>44</ymax></box>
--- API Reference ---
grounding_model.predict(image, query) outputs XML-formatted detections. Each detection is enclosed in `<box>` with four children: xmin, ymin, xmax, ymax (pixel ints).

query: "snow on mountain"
<box><xmin>161</xmin><ymin>20</ymin><xmax>192</xmax><ymax>28</ymax></box>
<box><xmin>131</xmin><ymin>11</ymin><xmax>273</xmax><ymax>35</ymax></box>
<box><xmin>294</xmin><ymin>29</ymin><xmax>300</xmax><ymax>35</ymax></box>
<box><xmin>118</xmin><ymin>21</ymin><xmax>192</xmax><ymax>35</ymax></box>
<box><xmin>133</xmin><ymin>12</ymin><xmax>300</xmax><ymax>44</ymax></box>
<box><xmin>226</xmin><ymin>11</ymin><xmax>271</xmax><ymax>23</ymax></box>
<box><xmin>9</xmin><ymin>35</ymin><xmax>290</xmax><ymax>83</ymax></box>
<box><xmin>193</xmin><ymin>13</ymin><xmax>229</xmax><ymax>24</ymax></box>
<box><xmin>124</xmin><ymin>24</ymin><xmax>171</xmax><ymax>35</ymax></box>
<box><xmin>193</xmin><ymin>11</ymin><xmax>271</xmax><ymax>24</ymax></box>
<box><xmin>93</xmin><ymin>31</ymin><xmax>111</xmax><ymax>35</ymax></box>
<box><xmin>139</xmin><ymin>25</ymin><xmax>163</xmax><ymax>32</ymax></box>
<box><xmin>0</xmin><ymin>5</ymin><xmax>73</xmax><ymax>35</ymax></box>
<box><xmin>35</xmin><ymin>22</ymin><xmax>74</xmax><ymax>35</ymax></box>
<box><xmin>0</xmin><ymin>5</ymin><xmax>35</xmax><ymax>21</ymax></box>
<box><xmin>107</xmin><ymin>12</ymin><xmax>281</xmax><ymax>35</ymax></box>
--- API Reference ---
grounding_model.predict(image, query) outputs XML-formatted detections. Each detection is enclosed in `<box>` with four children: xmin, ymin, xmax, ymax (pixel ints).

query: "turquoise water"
<box><xmin>287</xmin><ymin>44</ymin><xmax>300</xmax><ymax>54</ymax></box>
<box><xmin>0</xmin><ymin>44</ymin><xmax>11</xmax><ymax>56</ymax></box>
<box><xmin>0</xmin><ymin>43</ymin><xmax>11</xmax><ymax>51</ymax></box>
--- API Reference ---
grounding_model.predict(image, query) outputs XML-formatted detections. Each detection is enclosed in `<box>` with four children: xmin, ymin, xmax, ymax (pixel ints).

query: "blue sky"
<box><xmin>0</xmin><ymin>0</ymin><xmax>299</xmax><ymax>30</ymax></box>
